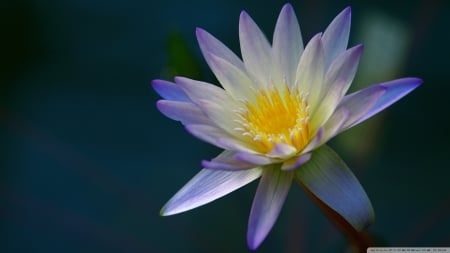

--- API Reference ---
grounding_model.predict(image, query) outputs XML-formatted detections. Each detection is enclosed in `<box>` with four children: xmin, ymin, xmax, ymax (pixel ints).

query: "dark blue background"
<box><xmin>2</xmin><ymin>0</ymin><xmax>449</xmax><ymax>252</ymax></box>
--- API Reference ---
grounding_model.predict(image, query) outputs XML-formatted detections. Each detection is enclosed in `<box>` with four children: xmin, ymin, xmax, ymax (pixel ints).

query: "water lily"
<box><xmin>152</xmin><ymin>3</ymin><xmax>421</xmax><ymax>250</ymax></box>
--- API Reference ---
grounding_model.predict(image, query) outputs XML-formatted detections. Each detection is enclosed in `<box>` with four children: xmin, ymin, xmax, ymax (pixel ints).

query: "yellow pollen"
<box><xmin>238</xmin><ymin>86</ymin><xmax>310</xmax><ymax>153</ymax></box>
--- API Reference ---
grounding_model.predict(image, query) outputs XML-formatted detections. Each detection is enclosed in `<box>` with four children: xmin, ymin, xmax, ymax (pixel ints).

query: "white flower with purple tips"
<box><xmin>152</xmin><ymin>3</ymin><xmax>421</xmax><ymax>249</ymax></box>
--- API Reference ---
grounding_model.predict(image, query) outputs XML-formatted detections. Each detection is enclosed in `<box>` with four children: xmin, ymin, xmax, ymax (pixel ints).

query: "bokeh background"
<box><xmin>1</xmin><ymin>0</ymin><xmax>449</xmax><ymax>252</ymax></box>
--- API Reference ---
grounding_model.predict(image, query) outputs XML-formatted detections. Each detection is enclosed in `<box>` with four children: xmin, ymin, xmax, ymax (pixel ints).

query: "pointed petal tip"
<box><xmin>281</xmin><ymin>2</ymin><xmax>294</xmax><ymax>12</ymax></box>
<box><xmin>379</xmin><ymin>77</ymin><xmax>423</xmax><ymax>92</ymax></box>
<box><xmin>240</xmin><ymin>10</ymin><xmax>250</xmax><ymax>20</ymax></box>
<box><xmin>247</xmin><ymin>235</ymin><xmax>262</xmax><ymax>250</ymax></box>
<box><xmin>343</xmin><ymin>6</ymin><xmax>352</xmax><ymax>14</ymax></box>
<box><xmin>195</xmin><ymin>27</ymin><xmax>208</xmax><ymax>40</ymax></box>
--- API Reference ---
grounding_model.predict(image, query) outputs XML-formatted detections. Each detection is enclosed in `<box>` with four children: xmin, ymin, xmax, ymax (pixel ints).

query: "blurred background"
<box><xmin>1</xmin><ymin>0</ymin><xmax>449</xmax><ymax>252</ymax></box>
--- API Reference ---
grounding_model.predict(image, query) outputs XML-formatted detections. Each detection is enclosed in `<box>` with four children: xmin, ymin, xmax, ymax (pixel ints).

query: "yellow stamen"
<box><xmin>238</xmin><ymin>86</ymin><xmax>310</xmax><ymax>153</ymax></box>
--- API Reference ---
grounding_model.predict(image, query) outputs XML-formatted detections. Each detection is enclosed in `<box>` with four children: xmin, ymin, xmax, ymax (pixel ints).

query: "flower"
<box><xmin>152</xmin><ymin>3</ymin><xmax>422</xmax><ymax>250</ymax></box>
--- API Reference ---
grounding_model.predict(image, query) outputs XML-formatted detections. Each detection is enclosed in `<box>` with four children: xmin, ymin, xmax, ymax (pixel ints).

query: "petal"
<box><xmin>343</xmin><ymin>77</ymin><xmax>423</xmax><ymax>130</ymax></box>
<box><xmin>186</xmin><ymin>124</ymin><xmax>256</xmax><ymax>153</ymax></box>
<box><xmin>322</xmin><ymin>7</ymin><xmax>352</xmax><ymax>69</ymax></box>
<box><xmin>247</xmin><ymin>166</ymin><xmax>293</xmax><ymax>249</ymax></box>
<box><xmin>281</xmin><ymin>153</ymin><xmax>312</xmax><ymax>171</ymax></box>
<box><xmin>302</xmin><ymin>127</ymin><xmax>324</xmax><ymax>154</ymax></box>
<box><xmin>316</xmin><ymin>108</ymin><xmax>350</xmax><ymax>147</ymax></box>
<box><xmin>174</xmin><ymin>76</ymin><xmax>235</xmax><ymax>106</ymax></box>
<box><xmin>156</xmin><ymin>100</ymin><xmax>213</xmax><ymax>125</ymax></box>
<box><xmin>310</xmin><ymin>45</ymin><xmax>363</xmax><ymax>130</ymax></box>
<box><xmin>206</xmin><ymin>53</ymin><xmax>256</xmax><ymax>100</ymax></box>
<box><xmin>325</xmin><ymin>85</ymin><xmax>387</xmax><ymax>134</ymax></box>
<box><xmin>235</xmin><ymin>152</ymin><xmax>274</xmax><ymax>166</ymax></box>
<box><xmin>267</xmin><ymin>143</ymin><xmax>297</xmax><ymax>158</ymax></box>
<box><xmin>295</xmin><ymin>145</ymin><xmax>374</xmax><ymax>230</ymax></box>
<box><xmin>272</xmin><ymin>3</ymin><xmax>303</xmax><ymax>87</ymax></box>
<box><xmin>239</xmin><ymin>11</ymin><xmax>272</xmax><ymax>88</ymax></box>
<box><xmin>161</xmin><ymin>167</ymin><xmax>263</xmax><ymax>216</ymax></box>
<box><xmin>152</xmin><ymin>79</ymin><xmax>190</xmax><ymax>102</ymax></box>
<box><xmin>196</xmin><ymin>28</ymin><xmax>245</xmax><ymax>70</ymax></box>
<box><xmin>295</xmin><ymin>33</ymin><xmax>325</xmax><ymax>113</ymax></box>
<box><xmin>202</xmin><ymin>150</ymin><xmax>262</xmax><ymax>171</ymax></box>
<box><xmin>175</xmin><ymin>77</ymin><xmax>241</xmax><ymax>132</ymax></box>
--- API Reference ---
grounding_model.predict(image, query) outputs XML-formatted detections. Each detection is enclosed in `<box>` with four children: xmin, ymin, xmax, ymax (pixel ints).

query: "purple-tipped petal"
<box><xmin>322</xmin><ymin>7</ymin><xmax>352</xmax><ymax>69</ymax></box>
<box><xmin>267</xmin><ymin>143</ymin><xmax>297</xmax><ymax>158</ymax></box>
<box><xmin>247</xmin><ymin>166</ymin><xmax>293</xmax><ymax>249</ymax></box>
<box><xmin>235</xmin><ymin>152</ymin><xmax>274</xmax><ymax>166</ymax></box>
<box><xmin>152</xmin><ymin>79</ymin><xmax>190</xmax><ymax>102</ymax></box>
<box><xmin>295</xmin><ymin>33</ymin><xmax>325</xmax><ymax>113</ymax></box>
<box><xmin>161</xmin><ymin>167</ymin><xmax>262</xmax><ymax>216</ymax></box>
<box><xmin>295</xmin><ymin>145</ymin><xmax>374</xmax><ymax>230</ymax></box>
<box><xmin>239</xmin><ymin>11</ymin><xmax>272</xmax><ymax>87</ymax></box>
<box><xmin>156</xmin><ymin>100</ymin><xmax>213</xmax><ymax>125</ymax></box>
<box><xmin>206</xmin><ymin>53</ymin><xmax>256</xmax><ymax>99</ymax></box>
<box><xmin>311</xmin><ymin>44</ymin><xmax>364</xmax><ymax>130</ymax></box>
<box><xmin>196</xmin><ymin>28</ymin><xmax>245</xmax><ymax>70</ymax></box>
<box><xmin>272</xmin><ymin>3</ymin><xmax>303</xmax><ymax>86</ymax></box>
<box><xmin>175</xmin><ymin>77</ymin><xmax>241</xmax><ymax>131</ymax></box>
<box><xmin>281</xmin><ymin>153</ymin><xmax>312</xmax><ymax>171</ymax></box>
<box><xmin>202</xmin><ymin>150</ymin><xmax>260</xmax><ymax>171</ymax></box>
<box><xmin>302</xmin><ymin>127</ymin><xmax>324</xmax><ymax>154</ymax></box>
<box><xmin>344</xmin><ymin>77</ymin><xmax>423</xmax><ymax>129</ymax></box>
<box><xmin>175</xmin><ymin>77</ymin><xmax>234</xmax><ymax>105</ymax></box>
<box><xmin>186</xmin><ymin>124</ymin><xmax>256</xmax><ymax>154</ymax></box>
<box><xmin>317</xmin><ymin>108</ymin><xmax>351</xmax><ymax>146</ymax></box>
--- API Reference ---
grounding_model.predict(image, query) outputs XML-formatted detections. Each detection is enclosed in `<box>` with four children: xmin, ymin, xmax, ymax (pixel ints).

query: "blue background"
<box><xmin>1</xmin><ymin>0</ymin><xmax>449</xmax><ymax>252</ymax></box>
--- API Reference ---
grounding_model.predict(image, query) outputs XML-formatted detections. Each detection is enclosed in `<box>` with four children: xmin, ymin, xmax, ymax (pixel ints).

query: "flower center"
<box><xmin>237</xmin><ymin>86</ymin><xmax>310</xmax><ymax>153</ymax></box>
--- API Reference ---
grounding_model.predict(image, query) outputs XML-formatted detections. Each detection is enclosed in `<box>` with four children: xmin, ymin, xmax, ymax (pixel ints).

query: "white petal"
<box><xmin>295</xmin><ymin>33</ymin><xmax>325</xmax><ymax>113</ymax></box>
<box><xmin>152</xmin><ymin>79</ymin><xmax>191</xmax><ymax>102</ymax></box>
<box><xmin>234</xmin><ymin>152</ymin><xmax>274</xmax><ymax>166</ymax></box>
<box><xmin>281</xmin><ymin>153</ymin><xmax>312</xmax><ymax>171</ymax></box>
<box><xmin>272</xmin><ymin>3</ymin><xmax>303</xmax><ymax>87</ymax></box>
<box><xmin>206</xmin><ymin>53</ymin><xmax>256</xmax><ymax>100</ymax></box>
<box><xmin>247</xmin><ymin>166</ymin><xmax>293</xmax><ymax>249</ymax></box>
<box><xmin>186</xmin><ymin>124</ymin><xmax>256</xmax><ymax>154</ymax></box>
<box><xmin>267</xmin><ymin>143</ymin><xmax>297</xmax><ymax>158</ymax></box>
<box><xmin>341</xmin><ymin>77</ymin><xmax>423</xmax><ymax>130</ymax></box>
<box><xmin>310</xmin><ymin>45</ymin><xmax>363</xmax><ymax>130</ymax></box>
<box><xmin>322</xmin><ymin>7</ymin><xmax>352</xmax><ymax>69</ymax></box>
<box><xmin>156</xmin><ymin>100</ymin><xmax>213</xmax><ymax>126</ymax></box>
<box><xmin>196</xmin><ymin>28</ymin><xmax>245</xmax><ymax>70</ymax></box>
<box><xmin>239</xmin><ymin>11</ymin><xmax>272</xmax><ymax>88</ymax></box>
<box><xmin>161</xmin><ymin>167</ymin><xmax>262</xmax><ymax>216</ymax></box>
<box><xmin>202</xmin><ymin>150</ymin><xmax>256</xmax><ymax>171</ymax></box>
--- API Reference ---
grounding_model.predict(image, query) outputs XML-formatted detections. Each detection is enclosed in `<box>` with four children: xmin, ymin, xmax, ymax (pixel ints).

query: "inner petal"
<box><xmin>236</xmin><ymin>86</ymin><xmax>311</xmax><ymax>154</ymax></box>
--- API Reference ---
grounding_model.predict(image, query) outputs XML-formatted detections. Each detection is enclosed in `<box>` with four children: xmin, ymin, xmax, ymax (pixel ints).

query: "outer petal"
<box><xmin>156</xmin><ymin>100</ymin><xmax>213</xmax><ymax>125</ymax></box>
<box><xmin>202</xmin><ymin>150</ymin><xmax>253</xmax><ymax>171</ymax></box>
<box><xmin>325</xmin><ymin>84</ymin><xmax>385</xmax><ymax>138</ymax></box>
<box><xmin>175</xmin><ymin>77</ymin><xmax>235</xmax><ymax>106</ymax></box>
<box><xmin>310</xmin><ymin>45</ymin><xmax>363</xmax><ymax>130</ymax></box>
<box><xmin>175</xmin><ymin>77</ymin><xmax>241</xmax><ymax>132</ymax></box>
<box><xmin>206</xmin><ymin>53</ymin><xmax>256</xmax><ymax>100</ymax></box>
<box><xmin>247</xmin><ymin>166</ymin><xmax>293</xmax><ymax>249</ymax></box>
<box><xmin>295</xmin><ymin>33</ymin><xmax>325</xmax><ymax>113</ymax></box>
<box><xmin>186</xmin><ymin>124</ymin><xmax>257</xmax><ymax>154</ymax></box>
<box><xmin>202</xmin><ymin>150</ymin><xmax>272</xmax><ymax>171</ymax></box>
<box><xmin>342</xmin><ymin>77</ymin><xmax>423</xmax><ymax>130</ymax></box>
<box><xmin>161</xmin><ymin>167</ymin><xmax>263</xmax><ymax>216</ymax></box>
<box><xmin>295</xmin><ymin>145</ymin><xmax>374</xmax><ymax>230</ymax></box>
<box><xmin>281</xmin><ymin>153</ymin><xmax>312</xmax><ymax>171</ymax></box>
<box><xmin>152</xmin><ymin>79</ymin><xmax>191</xmax><ymax>102</ymax></box>
<box><xmin>272</xmin><ymin>3</ymin><xmax>303</xmax><ymax>87</ymax></box>
<box><xmin>239</xmin><ymin>11</ymin><xmax>272</xmax><ymax>88</ymax></box>
<box><xmin>196</xmin><ymin>28</ymin><xmax>245</xmax><ymax>70</ymax></box>
<box><xmin>322</xmin><ymin>7</ymin><xmax>351</xmax><ymax>69</ymax></box>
